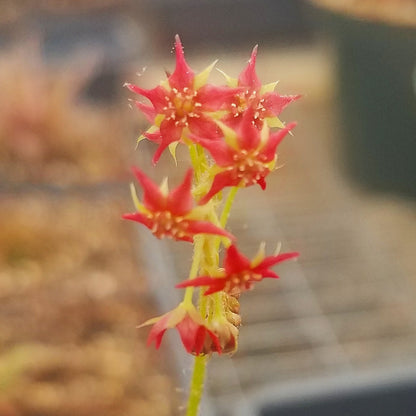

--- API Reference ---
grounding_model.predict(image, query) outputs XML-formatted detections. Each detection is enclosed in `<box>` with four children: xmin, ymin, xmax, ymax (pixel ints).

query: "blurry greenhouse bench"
<box><xmin>233</xmin><ymin>365</ymin><xmax>416</xmax><ymax>416</ymax></box>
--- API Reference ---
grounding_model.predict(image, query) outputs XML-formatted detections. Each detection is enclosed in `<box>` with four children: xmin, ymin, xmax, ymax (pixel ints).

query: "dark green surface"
<box><xmin>260</xmin><ymin>380</ymin><xmax>416</xmax><ymax>416</ymax></box>
<box><xmin>312</xmin><ymin>6</ymin><xmax>416</xmax><ymax>197</ymax></box>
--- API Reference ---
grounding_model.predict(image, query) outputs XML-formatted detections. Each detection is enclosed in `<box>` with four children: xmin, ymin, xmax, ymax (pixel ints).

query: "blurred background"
<box><xmin>0</xmin><ymin>1</ymin><xmax>415</xmax><ymax>415</ymax></box>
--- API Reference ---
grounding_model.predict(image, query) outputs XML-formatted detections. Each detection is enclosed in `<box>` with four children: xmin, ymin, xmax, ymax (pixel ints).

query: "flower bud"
<box><xmin>197</xmin><ymin>318</ymin><xmax>239</xmax><ymax>355</ymax></box>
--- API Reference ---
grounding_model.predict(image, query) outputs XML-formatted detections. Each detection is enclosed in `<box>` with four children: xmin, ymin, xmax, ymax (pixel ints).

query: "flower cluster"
<box><xmin>124</xmin><ymin>35</ymin><xmax>299</xmax><ymax>357</ymax></box>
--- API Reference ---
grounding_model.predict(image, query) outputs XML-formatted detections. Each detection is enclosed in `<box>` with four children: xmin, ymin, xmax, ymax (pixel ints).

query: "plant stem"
<box><xmin>186</xmin><ymin>355</ymin><xmax>207</xmax><ymax>416</ymax></box>
<box><xmin>185</xmin><ymin>156</ymin><xmax>238</xmax><ymax>416</ymax></box>
<box><xmin>183</xmin><ymin>235</ymin><xmax>205</xmax><ymax>305</ymax></box>
<box><xmin>220</xmin><ymin>186</ymin><xmax>238</xmax><ymax>227</ymax></box>
<box><xmin>189</xmin><ymin>143</ymin><xmax>207</xmax><ymax>182</ymax></box>
<box><xmin>189</xmin><ymin>144</ymin><xmax>200</xmax><ymax>176</ymax></box>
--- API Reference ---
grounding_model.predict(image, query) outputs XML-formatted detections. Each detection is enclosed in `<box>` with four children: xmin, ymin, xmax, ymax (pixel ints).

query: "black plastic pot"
<box><xmin>138</xmin><ymin>0</ymin><xmax>312</xmax><ymax>51</ymax></box>
<box><xmin>260</xmin><ymin>377</ymin><xmax>416</xmax><ymax>416</ymax></box>
<box><xmin>311</xmin><ymin>6</ymin><xmax>416</xmax><ymax>198</ymax></box>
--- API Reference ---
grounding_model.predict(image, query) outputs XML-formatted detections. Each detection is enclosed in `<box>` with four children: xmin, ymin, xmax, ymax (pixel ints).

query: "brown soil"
<box><xmin>0</xmin><ymin>193</ymin><xmax>180</xmax><ymax>416</ymax></box>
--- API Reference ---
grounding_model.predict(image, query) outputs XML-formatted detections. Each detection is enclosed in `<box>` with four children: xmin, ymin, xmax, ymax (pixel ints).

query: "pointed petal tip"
<box><xmin>184</xmin><ymin>168</ymin><xmax>194</xmax><ymax>182</ymax></box>
<box><xmin>174</xmin><ymin>34</ymin><xmax>184</xmax><ymax>53</ymax></box>
<box><xmin>130</xmin><ymin>166</ymin><xmax>159</xmax><ymax>193</ymax></box>
<box><xmin>131</xmin><ymin>165</ymin><xmax>143</xmax><ymax>177</ymax></box>
<box><xmin>276</xmin><ymin>251</ymin><xmax>300</xmax><ymax>262</ymax></box>
<box><xmin>249</xmin><ymin>45</ymin><xmax>258</xmax><ymax>62</ymax></box>
<box><xmin>124</xmin><ymin>82</ymin><xmax>139</xmax><ymax>93</ymax></box>
<box><xmin>151</xmin><ymin>146</ymin><xmax>165</xmax><ymax>165</ymax></box>
<box><xmin>122</xmin><ymin>212</ymin><xmax>137</xmax><ymax>221</ymax></box>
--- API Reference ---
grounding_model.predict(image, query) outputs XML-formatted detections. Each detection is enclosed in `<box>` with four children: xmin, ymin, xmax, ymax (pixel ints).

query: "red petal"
<box><xmin>238</xmin><ymin>45</ymin><xmax>261</xmax><ymax>89</ymax></box>
<box><xmin>175</xmin><ymin>235</ymin><xmax>194</xmax><ymax>243</ymax></box>
<box><xmin>167</xmin><ymin>169</ymin><xmax>193</xmax><ymax>215</ymax></box>
<box><xmin>206</xmin><ymin>328</ymin><xmax>222</xmax><ymax>354</ymax></box>
<box><xmin>188</xmin><ymin>116</ymin><xmax>221</xmax><ymax>140</ymax></box>
<box><xmin>168</xmin><ymin>35</ymin><xmax>194</xmax><ymax>90</ymax></box>
<box><xmin>122</xmin><ymin>212</ymin><xmax>152</xmax><ymax>229</ymax></box>
<box><xmin>134</xmin><ymin>101</ymin><xmax>156</xmax><ymax>122</ymax></box>
<box><xmin>127</xmin><ymin>83</ymin><xmax>167</xmax><ymax>112</ymax></box>
<box><xmin>148</xmin><ymin>328</ymin><xmax>167</xmax><ymax>349</ymax></box>
<box><xmin>159</xmin><ymin>118</ymin><xmax>183</xmax><ymax>141</ymax></box>
<box><xmin>224</xmin><ymin>245</ymin><xmax>251</xmax><ymax>274</ymax></box>
<box><xmin>176</xmin><ymin>314</ymin><xmax>199</xmax><ymax>353</ymax></box>
<box><xmin>198</xmin><ymin>171</ymin><xmax>239</xmax><ymax>205</ymax></box>
<box><xmin>261</xmin><ymin>122</ymin><xmax>296</xmax><ymax>160</ymax></box>
<box><xmin>144</xmin><ymin>131</ymin><xmax>162</xmax><ymax>144</ymax></box>
<box><xmin>263</xmin><ymin>93</ymin><xmax>301</xmax><ymax>116</ymax></box>
<box><xmin>190</xmin><ymin>135</ymin><xmax>233</xmax><ymax>166</ymax></box>
<box><xmin>152</xmin><ymin>144</ymin><xmax>170</xmax><ymax>165</ymax></box>
<box><xmin>221</xmin><ymin>113</ymin><xmax>243</xmax><ymax>130</ymax></box>
<box><xmin>237</xmin><ymin>108</ymin><xmax>261</xmax><ymax>150</ymax></box>
<box><xmin>147</xmin><ymin>314</ymin><xmax>170</xmax><ymax>349</ymax></box>
<box><xmin>125</xmin><ymin>82</ymin><xmax>142</xmax><ymax>94</ymax></box>
<box><xmin>255</xmin><ymin>251</ymin><xmax>299</xmax><ymax>271</ymax></box>
<box><xmin>259</xmin><ymin>270</ymin><xmax>280</xmax><ymax>279</ymax></box>
<box><xmin>193</xmin><ymin>326</ymin><xmax>207</xmax><ymax>355</ymax></box>
<box><xmin>177</xmin><ymin>277</ymin><xmax>230</xmax><ymax>294</ymax></box>
<box><xmin>186</xmin><ymin>220</ymin><xmax>235</xmax><ymax>240</ymax></box>
<box><xmin>257</xmin><ymin>176</ymin><xmax>267</xmax><ymax>190</ymax></box>
<box><xmin>197</xmin><ymin>85</ymin><xmax>243</xmax><ymax>109</ymax></box>
<box><xmin>152</xmin><ymin>119</ymin><xmax>183</xmax><ymax>164</ymax></box>
<box><xmin>203</xmin><ymin>282</ymin><xmax>227</xmax><ymax>295</ymax></box>
<box><xmin>175</xmin><ymin>276</ymin><xmax>225</xmax><ymax>291</ymax></box>
<box><xmin>132</xmin><ymin>167</ymin><xmax>166</xmax><ymax>211</ymax></box>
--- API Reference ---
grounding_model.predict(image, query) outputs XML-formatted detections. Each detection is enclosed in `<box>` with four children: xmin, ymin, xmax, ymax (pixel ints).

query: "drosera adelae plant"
<box><xmin>123</xmin><ymin>35</ymin><xmax>300</xmax><ymax>416</ymax></box>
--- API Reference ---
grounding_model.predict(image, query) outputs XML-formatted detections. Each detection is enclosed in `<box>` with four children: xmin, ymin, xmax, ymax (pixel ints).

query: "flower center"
<box><xmin>231</xmin><ymin>89</ymin><xmax>267</xmax><ymax>127</ymax></box>
<box><xmin>163</xmin><ymin>87</ymin><xmax>201</xmax><ymax>128</ymax></box>
<box><xmin>230</xmin><ymin>150</ymin><xmax>269</xmax><ymax>186</ymax></box>
<box><xmin>225</xmin><ymin>271</ymin><xmax>262</xmax><ymax>293</ymax></box>
<box><xmin>149</xmin><ymin>211</ymin><xmax>188</xmax><ymax>239</ymax></box>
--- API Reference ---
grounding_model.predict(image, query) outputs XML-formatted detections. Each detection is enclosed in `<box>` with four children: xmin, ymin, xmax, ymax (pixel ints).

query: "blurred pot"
<box><xmin>309</xmin><ymin>1</ymin><xmax>416</xmax><ymax>198</ymax></box>
<box><xmin>137</xmin><ymin>0</ymin><xmax>312</xmax><ymax>51</ymax></box>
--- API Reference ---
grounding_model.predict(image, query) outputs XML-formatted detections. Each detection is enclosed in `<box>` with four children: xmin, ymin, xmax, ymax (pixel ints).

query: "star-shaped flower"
<box><xmin>122</xmin><ymin>167</ymin><xmax>234</xmax><ymax>242</ymax></box>
<box><xmin>176</xmin><ymin>243</ymin><xmax>299</xmax><ymax>295</ymax></box>
<box><xmin>193</xmin><ymin>109</ymin><xmax>296</xmax><ymax>205</ymax></box>
<box><xmin>125</xmin><ymin>35</ymin><xmax>240</xmax><ymax>164</ymax></box>
<box><xmin>139</xmin><ymin>302</ymin><xmax>222</xmax><ymax>355</ymax></box>
<box><xmin>220</xmin><ymin>45</ymin><xmax>300</xmax><ymax>129</ymax></box>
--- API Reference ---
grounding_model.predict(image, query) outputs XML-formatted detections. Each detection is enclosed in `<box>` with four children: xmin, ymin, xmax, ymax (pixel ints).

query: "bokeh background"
<box><xmin>0</xmin><ymin>1</ymin><xmax>415</xmax><ymax>416</ymax></box>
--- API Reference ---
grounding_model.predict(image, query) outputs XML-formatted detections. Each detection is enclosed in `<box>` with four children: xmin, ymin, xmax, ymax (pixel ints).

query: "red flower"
<box><xmin>221</xmin><ymin>45</ymin><xmax>301</xmax><ymax>129</ymax></box>
<box><xmin>194</xmin><ymin>109</ymin><xmax>296</xmax><ymax>205</ymax></box>
<box><xmin>176</xmin><ymin>244</ymin><xmax>299</xmax><ymax>295</ymax></box>
<box><xmin>125</xmin><ymin>35</ymin><xmax>240</xmax><ymax>164</ymax></box>
<box><xmin>139</xmin><ymin>303</ymin><xmax>222</xmax><ymax>355</ymax></box>
<box><xmin>123</xmin><ymin>167</ymin><xmax>234</xmax><ymax>242</ymax></box>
